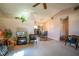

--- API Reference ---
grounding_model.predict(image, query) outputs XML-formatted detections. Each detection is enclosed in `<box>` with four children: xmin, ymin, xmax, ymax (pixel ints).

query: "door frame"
<box><xmin>60</xmin><ymin>16</ymin><xmax>69</xmax><ymax>41</ymax></box>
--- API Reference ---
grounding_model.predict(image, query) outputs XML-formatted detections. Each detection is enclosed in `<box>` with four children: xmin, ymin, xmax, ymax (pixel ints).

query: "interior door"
<box><xmin>60</xmin><ymin>16</ymin><xmax>69</xmax><ymax>41</ymax></box>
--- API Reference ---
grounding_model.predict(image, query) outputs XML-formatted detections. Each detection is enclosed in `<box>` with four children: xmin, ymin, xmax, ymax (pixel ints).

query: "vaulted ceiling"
<box><xmin>0</xmin><ymin>3</ymin><xmax>79</xmax><ymax>18</ymax></box>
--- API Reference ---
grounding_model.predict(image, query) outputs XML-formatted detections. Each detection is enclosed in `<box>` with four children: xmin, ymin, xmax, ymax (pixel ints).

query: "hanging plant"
<box><xmin>20</xmin><ymin>16</ymin><xmax>26</xmax><ymax>23</ymax></box>
<box><xmin>15</xmin><ymin>16</ymin><xmax>27</xmax><ymax>23</ymax></box>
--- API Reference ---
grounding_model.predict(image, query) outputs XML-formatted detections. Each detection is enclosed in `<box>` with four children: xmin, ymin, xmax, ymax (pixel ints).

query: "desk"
<box><xmin>69</xmin><ymin>35</ymin><xmax>79</xmax><ymax>49</ymax></box>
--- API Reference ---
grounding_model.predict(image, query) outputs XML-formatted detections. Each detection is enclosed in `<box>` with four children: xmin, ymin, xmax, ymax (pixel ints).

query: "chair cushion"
<box><xmin>0</xmin><ymin>45</ymin><xmax>8</xmax><ymax>56</ymax></box>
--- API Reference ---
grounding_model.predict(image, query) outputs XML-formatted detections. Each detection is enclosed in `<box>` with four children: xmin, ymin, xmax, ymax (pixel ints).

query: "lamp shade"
<box><xmin>34</xmin><ymin>25</ymin><xmax>38</xmax><ymax>29</ymax></box>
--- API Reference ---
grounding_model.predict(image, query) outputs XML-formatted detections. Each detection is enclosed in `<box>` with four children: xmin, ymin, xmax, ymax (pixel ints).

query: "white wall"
<box><xmin>47</xmin><ymin>17</ymin><xmax>60</xmax><ymax>41</ymax></box>
<box><xmin>0</xmin><ymin>18</ymin><xmax>3</xmax><ymax>27</ymax></box>
<box><xmin>69</xmin><ymin>11</ymin><xmax>79</xmax><ymax>35</ymax></box>
<box><xmin>0</xmin><ymin>12</ymin><xmax>5</xmax><ymax>29</ymax></box>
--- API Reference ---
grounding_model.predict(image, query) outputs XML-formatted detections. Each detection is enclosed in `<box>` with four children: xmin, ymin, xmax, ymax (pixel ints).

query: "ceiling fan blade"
<box><xmin>15</xmin><ymin>17</ymin><xmax>20</xmax><ymax>19</ymax></box>
<box><xmin>43</xmin><ymin>3</ymin><xmax>47</xmax><ymax>9</ymax></box>
<box><xmin>74</xmin><ymin>5</ymin><xmax>79</xmax><ymax>10</ymax></box>
<box><xmin>33</xmin><ymin>3</ymin><xmax>40</xmax><ymax>7</ymax></box>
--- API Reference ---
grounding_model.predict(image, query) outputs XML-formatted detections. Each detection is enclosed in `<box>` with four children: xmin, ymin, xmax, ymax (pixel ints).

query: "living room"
<box><xmin>0</xmin><ymin>3</ymin><xmax>79</xmax><ymax>56</ymax></box>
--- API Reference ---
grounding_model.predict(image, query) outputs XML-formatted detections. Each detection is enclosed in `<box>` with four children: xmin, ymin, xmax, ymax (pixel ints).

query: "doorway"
<box><xmin>60</xmin><ymin>16</ymin><xmax>69</xmax><ymax>41</ymax></box>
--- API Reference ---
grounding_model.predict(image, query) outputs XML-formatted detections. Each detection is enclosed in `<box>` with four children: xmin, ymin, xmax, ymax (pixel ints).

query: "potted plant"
<box><xmin>4</xmin><ymin>29</ymin><xmax>12</xmax><ymax>39</ymax></box>
<box><xmin>4</xmin><ymin>29</ymin><xmax>12</xmax><ymax>46</ymax></box>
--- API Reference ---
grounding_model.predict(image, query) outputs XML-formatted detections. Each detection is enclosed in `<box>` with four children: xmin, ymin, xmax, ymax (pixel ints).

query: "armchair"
<box><xmin>29</xmin><ymin>34</ymin><xmax>37</xmax><ymax>43</ymax></box>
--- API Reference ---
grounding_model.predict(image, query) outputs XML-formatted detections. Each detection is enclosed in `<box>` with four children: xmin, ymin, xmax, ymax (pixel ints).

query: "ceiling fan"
<box><xmin>32</xmin><ymin>3</ymin><xmax>47</xmax><ymax>9</ymax></box>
